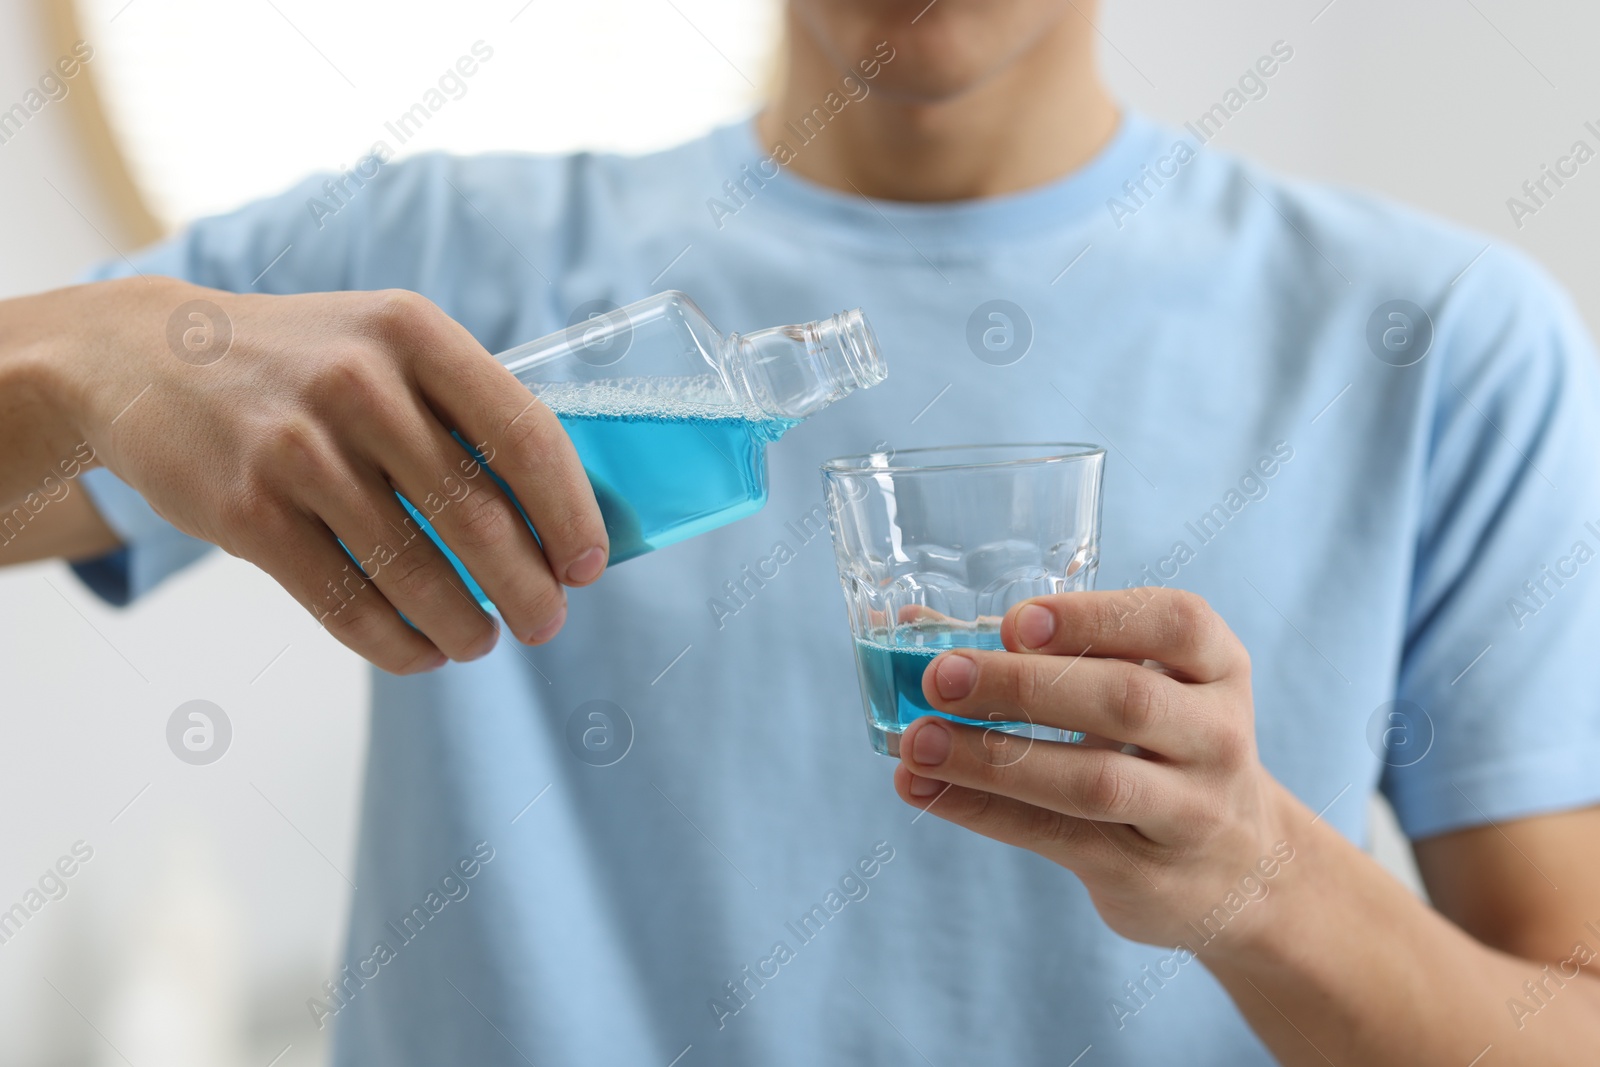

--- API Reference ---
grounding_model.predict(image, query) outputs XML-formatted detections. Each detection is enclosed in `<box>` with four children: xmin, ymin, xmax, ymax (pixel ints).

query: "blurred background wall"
<box><xmin>1</xmin><ymin>0</ymin><xmax>1594</xmax><ymax>1063</ymax></box>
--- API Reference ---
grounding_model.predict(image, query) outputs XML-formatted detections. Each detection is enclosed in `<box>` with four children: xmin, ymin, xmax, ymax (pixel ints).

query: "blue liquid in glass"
<box><xmin>399</xmin><ymin>383</ymin><xmax>794</xmax><ymax>611</ymax></box>
<box><xmin>853</xmin><ymin>622</ymin><xmax>1086</xmax><ymax>744</ymax></box>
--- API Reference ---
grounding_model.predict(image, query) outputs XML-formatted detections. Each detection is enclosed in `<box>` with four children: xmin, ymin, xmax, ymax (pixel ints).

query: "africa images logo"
<box><xmin>166</xmin><ymin>700</ymin><xmax>232</xmax><ymax>765</ymax></box>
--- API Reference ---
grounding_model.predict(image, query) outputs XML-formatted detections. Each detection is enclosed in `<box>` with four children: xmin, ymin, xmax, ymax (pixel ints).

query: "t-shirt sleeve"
<box><xmin>1381</xmin><ymin>252</ymin><xmax>1600</xmax><ymax>840</ymax></box>
<box><xmin>69</xmin><ymin>168</ymin><xmax>369</xmax><ymax>605</ymax></box>
<box><xmin>72</xmin><ymin>467</ymin><xmax>214</xmax><ymax>606</ymax></box>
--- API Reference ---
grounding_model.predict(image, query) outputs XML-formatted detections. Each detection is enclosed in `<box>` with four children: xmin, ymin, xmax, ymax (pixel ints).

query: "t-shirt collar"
<box><xmin>705</xmin><ymin>106</ymin><xmax>1168</xmax><ymax>253</ymax></box>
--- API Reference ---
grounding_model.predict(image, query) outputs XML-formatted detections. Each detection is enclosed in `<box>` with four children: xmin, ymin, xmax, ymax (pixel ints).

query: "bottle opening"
<box><xmin>729</xmin><ymin>307</ymin><xmax>888</xmax><ymax>426</ymax></box>
<box><xmin>815</xmin><ymin>308</ymin><xmax>887</xmax><ymax>392</ymax></box>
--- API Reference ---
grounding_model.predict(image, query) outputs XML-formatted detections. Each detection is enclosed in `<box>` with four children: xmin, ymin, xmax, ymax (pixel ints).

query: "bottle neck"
<box><xmin>721</xmin><ymin>308</ymin><xmax>886</xmax><ymax>430</ymax></box>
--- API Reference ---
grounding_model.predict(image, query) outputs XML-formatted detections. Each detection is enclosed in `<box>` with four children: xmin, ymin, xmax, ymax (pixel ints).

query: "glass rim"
<box><xmin>820</xmin><ymin>442</ymin><xmax>1106</xmax><ymax>475</ymax></box>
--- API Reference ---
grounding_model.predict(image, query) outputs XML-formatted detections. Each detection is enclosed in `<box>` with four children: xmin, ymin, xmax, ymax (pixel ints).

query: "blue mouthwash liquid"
<box><xmin>400</xmin><ymin>377</ymin><xmax>795</xmax><ymax>611</ymax></box>
<box><xmin>853</xmin><ymin>620</ymin><xmax>1086</xmax><ymax>750</ymax></box>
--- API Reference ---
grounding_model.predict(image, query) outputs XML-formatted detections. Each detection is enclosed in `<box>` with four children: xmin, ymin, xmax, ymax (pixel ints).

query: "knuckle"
<box><xmin>1023</xmin><ymin>803</ymin><xmax>1077</xmax><ymax>848</ymax></box>
<box><xmin>1169</xmin><ymin>792</ymin><xmax>1229</xmax><ymax>856</ymax></box>
<box><xmin>542</xmin><ymin>499</ymin><xmax>601</xmax><ymax>553</ymax></box>
<box><xmin>1087</xmin><ymin>592</ymin><xmax>1129</xmax><ymax>638</ymax></box>
<box><xmin>366</xmin><ymin>289</ymin><xmax>439</xmax><ymax>337</ymax></box>
<box><xmin>216</xmin><ymin>480</ymin><xmax>281</xmax><ymax>544</ymax></box>
<box><xmin>259</xmin><ymin>417</ymin><xmax>330</xmax><ymax>479</ymax></box>
<box><xmin>1233</xmin><ymin>640</ymin><xmax>1252</xmax><ymax>677</ymax></box>
<box><xmin>1080</xmin><ymin>755</ymin><xmax>1137</xmax><ymax>819</ymax></box>
<box><xmin>312</xmin><ymin>348</ymin><xmax>389</xmax><ymax>413</ymax></box>
<box><xmin>324</xmin><ymin>603</ymin><xmax>433</xmax><ymax>676</ymax></box>
<box><xmin>960</xmin><ymin>785</ymin><xmax>996</xmax><ymax>824</ymax></box>
<box><xmin>1007</xmin><ymin>658</ymin><xmax>1048</xmax><ymax>717</ymax></box>
<box><xmin>318</xmin><ymin>594</ymin><xmax>385</xmax><ymax>647</ymax></box>
<box><xmin>1167</xmin><ymin>587</ymin><xmax>1212</xmax><ymax>624</ymax></box>
<box><xmin>381</xmin><ymin>541</ymin><xmax>444</xmax><ymax>604</ymax></box>
<box><xmin>393</xmin><ymin>647</ymin><xmax>444</xmax><ymax>675</ymax></box>
<box><xmin>1211</xmin><ymin>719</ymin><xmax>1254</xmax><ymax>770</ymax></box>
<box><xmin>1116</xmin><ymin>665</ymin><xmax>1165</xmax><ymax>735</ymax></box>
<box><xmin>1189</xmin><ymin>785</ymin><xmax>1232</xmax><ymax>834</ymax></box>
<box><xmin>495</xmin><ymin>571</ymin><xmax>566</xmax><ymax>636</ymax></box>
<box><xmin>496</xmin><ymin>401</ymin><xmax>559</xmax><ymax>461</ymax></box>
<box><xmin>446</xmin><ymin>486</ymin><xmax>518</xmax><ymax>554</ymax></box>
<box><xmin>974</xmin><ymin>728</ymin><xmax>1030</xmax><ymax>772</ymax></box>
<box><xmin>437</xmin><ymin>624</ymin><xmax>494</xmax><ymax>662</ymax></box>
<box><xmin>376</xmin><ymin>548</ymin><xmax>495</xmax><ymax>660</ymax></box>
<box><xmin>1164</xmin><ymin>589</ymin><xmax>1216</xmax><ymax>657</ymax></box>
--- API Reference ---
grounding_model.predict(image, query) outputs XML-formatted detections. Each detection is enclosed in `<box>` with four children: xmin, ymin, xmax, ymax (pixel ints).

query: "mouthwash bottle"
<box><xmin>402</xmin><ymin>291</ymin><xmax>885</xmax><ymax>611</ymax></box>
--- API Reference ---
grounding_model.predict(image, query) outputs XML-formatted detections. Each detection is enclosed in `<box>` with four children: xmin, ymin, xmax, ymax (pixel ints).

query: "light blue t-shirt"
<box><xmin>75</xmin><ymin>112</ymin><xmax>1600</xmax><ymax>1065</ymax></box>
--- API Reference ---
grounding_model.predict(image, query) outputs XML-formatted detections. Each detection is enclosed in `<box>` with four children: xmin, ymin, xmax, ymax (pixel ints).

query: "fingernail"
<box><xmin>1016</xmin><ymin>603</ymin><xmax>1055</xmax><ymax>649</ymax></box>
<box><xmin>565</xmin><ymin>547</ymin><xmax>607</xmax><ymax>585</ymax></box>
<box><xmin>526</xmin><ymin>602</ymin><xmax>567</xmax><ymax>644</ymax></box>
<box><xmin>908</xmin><ymin>772</ymin><xmax>943</xmax><ymax>798</ymax></box>
<box><xmin>911</xmin><ymin>720</ymin><xmax>951</xmax><ymax>766</ymax></box>
<box><xmin>934</xmin><ymin>654</ymin><xmax>976</xmax><ymax>701</ymax></box>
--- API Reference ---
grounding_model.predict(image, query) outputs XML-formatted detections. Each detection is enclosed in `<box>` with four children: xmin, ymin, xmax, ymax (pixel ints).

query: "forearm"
<box><xmin>1204</xmin><ymin>785</ymin><xmax>1600</xmax><ymax>1066</ymax></box>
<box><xmin>0</xmin><ymin>486</ymin><xmax>120</xmax><ymax>563</ymax></box>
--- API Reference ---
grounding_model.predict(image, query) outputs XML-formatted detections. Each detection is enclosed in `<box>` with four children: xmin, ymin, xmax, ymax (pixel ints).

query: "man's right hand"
<box><xmin>8</xmin><ymin>276</ymin><xmax>608</xmax><ymax>673</ymax></box>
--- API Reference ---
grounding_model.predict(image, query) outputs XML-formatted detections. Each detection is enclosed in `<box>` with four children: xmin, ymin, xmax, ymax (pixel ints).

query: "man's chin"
<box><xmin>838</xmin><ymin>17</ymin><xmax>1066</xmax><ymax>106</ymax></box>
<box><xmin>858</xmin><ymin>57</ymin><xmax>1040</xmax><ymax>107</ymax></box>
<box><xmin>793</xmin><ymin>1</ymin><xmax>1078</xmax><ymax>108</ymax></box>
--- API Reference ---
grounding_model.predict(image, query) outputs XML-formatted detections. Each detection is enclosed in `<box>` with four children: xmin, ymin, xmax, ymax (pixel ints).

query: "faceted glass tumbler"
<box><xmin>821</xmin><ymin>444</ymin><xmax>1106</xmax><ymax>757</ymax></box>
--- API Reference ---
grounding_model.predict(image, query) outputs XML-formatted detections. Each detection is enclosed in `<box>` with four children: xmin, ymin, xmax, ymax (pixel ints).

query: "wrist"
<box><xmin>1193</xmin><ymin>777</ymin><xmax>1329</xmax><ymax>975</ymax></box>
<box><xmin>60</xmin><ymin>276</ymin><xmax>196</xmax><ymax>442</ymax></box>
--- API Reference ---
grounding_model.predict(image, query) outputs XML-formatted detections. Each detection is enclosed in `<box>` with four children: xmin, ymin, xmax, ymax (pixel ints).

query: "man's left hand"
<box><xmin>893</xmin><ymin>587</ymin><xmax>1299</xmax><ymax>957</ymax></box>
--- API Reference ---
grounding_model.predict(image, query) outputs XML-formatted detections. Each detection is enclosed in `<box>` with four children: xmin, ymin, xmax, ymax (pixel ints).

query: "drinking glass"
<box><xmin>821</xmin><ymin>444</ymin><xmax>1106</xmax><ymax>756</ymax></box>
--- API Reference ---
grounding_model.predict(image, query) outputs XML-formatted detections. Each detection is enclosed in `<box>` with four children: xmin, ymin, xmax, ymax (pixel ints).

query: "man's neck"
<box><xmin>756</xmin><ymin>16</ymin><xmax>1119</xmax><ymax>203</ymax></box>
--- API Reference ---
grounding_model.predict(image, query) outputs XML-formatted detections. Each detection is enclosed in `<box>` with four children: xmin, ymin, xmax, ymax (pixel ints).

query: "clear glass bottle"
<box><xmin>401</xmin><ymin>291</ymin><xmax>886</xmax><ymax>610</ymax></box>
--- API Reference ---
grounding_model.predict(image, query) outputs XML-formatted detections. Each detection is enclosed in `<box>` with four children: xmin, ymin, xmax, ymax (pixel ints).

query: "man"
<box><xmin>3</xmin><ymin>1</ymin><xmax>1598</xmax><ymax>1062</ymax></box>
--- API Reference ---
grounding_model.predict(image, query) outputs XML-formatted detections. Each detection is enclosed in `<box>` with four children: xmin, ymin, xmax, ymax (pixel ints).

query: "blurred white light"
<box><xmin>74</xmin><ymin>0</ymin><xmax>781</xmax><ymax>226</ymax></box>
